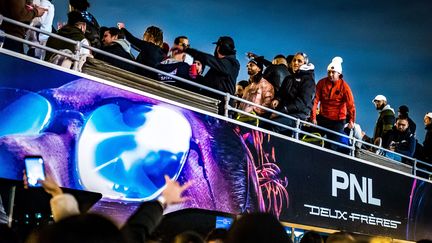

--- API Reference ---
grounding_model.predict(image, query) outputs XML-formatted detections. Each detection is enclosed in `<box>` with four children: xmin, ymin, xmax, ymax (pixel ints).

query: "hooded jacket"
<box><xmin>185</xmin><ymin>48</ymin><xmax>240</xmax><ymax>96</ymax></box>
<box><xmin>44</xmin><ymin>25</ymin><xmax>87</xmax><ymax>61</ymax></box>
<box><xmin>311</xmin><ymin>77</ymin><xmax>356</xmax><ymax>123</ymax></box>
<box><xmin>239</xmin><ymin>78</ymin><xmax>275</xmax><ymax>115</ymax></box>
<box><xmin>97</xmin><ymin>39</ymin><xmax>135</xmax><ymax>72</ymax></box>
<box><xmin>373</xmin><ymin>104</ymin><xmax>395</xmax><ymax>142</ymax></box>
<box><xmin>263</xmin><ymin>64</ymin><xmax>290</xmax><ymax>93</ymax></box>
<box><xmin>275</xmin><ymin>63</ymin><xmax>315</xmax><ymax>120</ymax></box>
<box><xmin>383</xmin><ymin>127</ymin><xmax>416</xmax><ymax>157</ymax></box>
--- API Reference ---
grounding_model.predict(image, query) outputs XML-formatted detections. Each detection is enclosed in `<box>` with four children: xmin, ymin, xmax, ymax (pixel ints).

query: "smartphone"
<box><xmin>24</xmin><ymin>156</ymin><xmax>46</xmax><ymax>187</ymax></box>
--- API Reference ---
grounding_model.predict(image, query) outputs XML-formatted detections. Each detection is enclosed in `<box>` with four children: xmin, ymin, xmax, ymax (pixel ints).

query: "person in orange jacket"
<box><xmin>311</xmin><ymin>56</ymin><xmax>356</xmax><ymax>153</ymax></box>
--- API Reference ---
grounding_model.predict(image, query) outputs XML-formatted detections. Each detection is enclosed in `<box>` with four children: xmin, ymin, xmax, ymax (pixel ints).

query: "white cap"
<box><xmin>426</xmin><ymin>112</ymin><xmax>432</xmax><ymax>119</ymax></box>
<box><xmin>327</xmin><ymin>56</ymin><xmax>343</xmax><ymax>74</ymax></box>
<box><xmin>372</xmin><ymin>95</ymin><xmax>387</xmax><ymax>103</ymax></box>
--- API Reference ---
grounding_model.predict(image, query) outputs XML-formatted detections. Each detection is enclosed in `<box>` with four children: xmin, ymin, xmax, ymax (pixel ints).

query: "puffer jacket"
<box><xmin>275</xmin><ymin>63</ymin><xmax>315</xmax><ymax>120</ymax></box>
<box><xmin>374</xmin><ymin>104</ymin><xmax>395</xmax><ymax>142</ymax></box>
<box><xmin>239</xmin><ymin>78</ymin><xmax>275</xmax><ymax>115</ymax></box>
<box><xmin>311</xmin><ymin>77</ymin><xmax>356</xmax><ymax>123</ymax></box>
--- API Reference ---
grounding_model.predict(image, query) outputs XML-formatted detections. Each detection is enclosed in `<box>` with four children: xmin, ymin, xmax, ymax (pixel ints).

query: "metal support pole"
<box><xmin>295</xmin><ymin>118</ymin><xmax>300</xmax><ymax>140</ymax></box>
<box><xmin>8</xmin><ymin>186</ymin><xmax>16</xmax><ymax>227</ymax></box>
<box><xmin>413</xmin><ymin>160</ymin><xmax>417</xmax><ymax>176</ymax></box>
<box><xmin>224</xmin><ymin>94</ymin><xmax>230</xmax><ymax>117</ymax></box>
<box><xmin>72</xmin><ymin>42</ymin><xmax>81</xmax><ymax>71</ymax></box>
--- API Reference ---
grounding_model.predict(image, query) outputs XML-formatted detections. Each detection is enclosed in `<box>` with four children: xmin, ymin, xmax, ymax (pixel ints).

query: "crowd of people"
<box><xmin>1</xmin><ymin>1</ymin><xmax>432</xmax><ymax>241</ymax></box>
<box><xmin>0</xmin><ymin>0</ymin><xmax>430</xmax><ymax>164</ymax></box>
<box><xmin>2</xmin><ymin>175</ymin><xmax>431</xmax><ymax>243</ymax></box>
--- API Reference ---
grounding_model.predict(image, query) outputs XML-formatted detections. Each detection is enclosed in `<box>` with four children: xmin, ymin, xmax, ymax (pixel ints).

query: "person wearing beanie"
<box><xmin>310</xmin><ymin>56</ymin><xmax>356</xmax><ymax>153</ymax></box>
<box><xmin>398</xmin><ymin>105</ymin><xmax>416</xmax><ymax>135</ymax></box>
<box><xmin>237</xmin><ymin>58</ymin><xmax>275</xmax><ymax>124</ymax></box>
<box><xmin>183</xmin><ymin>36</ymin><xmax>240</xmax><ymax>115</ymax></box>
<box><xmin>247</xmin><ymin>58</ymin><xmax>264</xmax><ymax>83</ymax></box>
<box><xmin>246</xmin><ymin>52</ymin><xmax>290</xmax><ymax>92</ymax></box>
<box><xmin>264</xmin><ymin>52</ymin><xmax>315</xmax><ymax>136</ymax></box>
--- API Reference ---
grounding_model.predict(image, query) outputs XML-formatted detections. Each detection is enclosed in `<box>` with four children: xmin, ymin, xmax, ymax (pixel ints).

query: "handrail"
<box><xmin>1</xmin><ymin>14</ymin><xmax>431</xmax><ymax>178</ymax></box>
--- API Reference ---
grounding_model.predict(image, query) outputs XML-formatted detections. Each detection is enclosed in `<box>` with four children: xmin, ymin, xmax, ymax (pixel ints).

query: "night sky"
<box><xmin>53</xmin><ymin>0</ymin><xmax>432</xmax><ymax>140</ymax></box>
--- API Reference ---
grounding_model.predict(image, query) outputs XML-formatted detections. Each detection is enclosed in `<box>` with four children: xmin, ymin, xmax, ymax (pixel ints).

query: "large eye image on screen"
<box><xmin>77</xmin><ymin>102</ymin><xmax>192</xmax><ymax>201</ymax></box>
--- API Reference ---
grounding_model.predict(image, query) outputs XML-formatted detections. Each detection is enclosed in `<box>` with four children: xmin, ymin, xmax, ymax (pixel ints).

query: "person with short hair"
<box><xmin>96</xmin><ymin>27</ymin><xmax>135</xmax><ymax>71</ymax></box>
<box><xmin>383</xmin><ymin>116</ymin><xmax>416</xmax><ymax>162</ymax></box>
<box><xmin>183</xmin><ymin>36</ymin><xmax>240</xmax><ymax>114</ymax></box>
<box><xmin>237</xmin><ymin>58</ymin><xmax>275</xmax><ymax>123</ymax></box>
<box><xmin>69</xmin><ymin>0</ymin><xmax>101</xmax><ymax>48</ymax></box>
<box><xmin>265</xmin><ymin>52</ymin><xmax>315</xmax><ymax>136</ymax></box>
<box><xmin>263</xmin><ymin>54</ymin><xmax>290</xmax><ymax>92</ymax></box>
<box><xmin>44</xmin><ymin>11</ymin><xmax>90</xmax><ymax>61</ymax></box>
<box><xmin>398</xmin><ymin>105</ymin><xmax>416</xmax><ymax>135</ymax></box>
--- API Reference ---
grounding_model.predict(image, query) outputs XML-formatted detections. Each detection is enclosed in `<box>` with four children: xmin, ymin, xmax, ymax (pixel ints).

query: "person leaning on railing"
<box><xmin>261</xmin><ymin>52</ymin><xmax>315</xmax><ymax>136</ymax></box>
<box><xmin>183</xmin><ymin>36</ymin><xmax>240</xmax><ymax>115</ymax></box>
<box><xmin>310</xmin><ymin>56</ymin><xmax>356</xmax><ymax>154</ymax></box>
<box><xmin>44</xmin><ymin>11</ymin><xmax>91</xmax><ymax>62</ymax></box>
<box><xmin>0</xmin><ymin>0</ymin><xmax>46</xmax><ymax>53</ymax></box>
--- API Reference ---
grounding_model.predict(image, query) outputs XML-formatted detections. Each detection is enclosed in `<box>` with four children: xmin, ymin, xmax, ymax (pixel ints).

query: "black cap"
<box><xmin>67</xmin><ymin>11</ymin><xmax>86</xmax><ymax>25</ymax></box>
<box><xmin>398</xmin><ymin>105</ymin><xmax>409</xmax><ymax>114</ymax></box>
<box><xmin>212</xmin><ymin>36</ymin><xmax>236</xmax><ymax>55</ymax></box>
<box><xmin>248</xmin><ymin>58</ymin><xmax>263</xmax><ymax>70</ymax></box>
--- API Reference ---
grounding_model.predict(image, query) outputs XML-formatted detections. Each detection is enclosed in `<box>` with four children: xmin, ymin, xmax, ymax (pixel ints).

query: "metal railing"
<box><xmin>1</xmin><ymin>14</ymin><xmax>431</xmax><ymax>178</ymax></box>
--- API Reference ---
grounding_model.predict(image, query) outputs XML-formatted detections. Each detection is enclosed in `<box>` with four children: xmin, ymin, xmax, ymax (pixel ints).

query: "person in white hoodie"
<box><xmin>26</xmin><ymin>0</ymin><xmax>55</xmax><ymax>59</ymax></box>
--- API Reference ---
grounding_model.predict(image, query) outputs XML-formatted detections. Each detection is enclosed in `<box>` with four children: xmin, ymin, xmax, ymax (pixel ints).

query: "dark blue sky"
<box><xmin>54</xmin><ymin>0</ymin><xmax>432</xmax><ymax>140</ymax></box>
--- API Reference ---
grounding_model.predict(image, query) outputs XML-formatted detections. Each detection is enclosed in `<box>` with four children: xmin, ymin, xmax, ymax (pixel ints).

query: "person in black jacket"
<box><xmin>96</xmin><ymin>27</ymin><xmax>135</xmax><ymax>72</ymax></box>
<box><xmin>44</xmin><ymin>11</ymin><xmax>90</xmax><ymax>61</ymax></box>
<box><xmin>246</xmin><ymin>52</ymin><xmax>290</xmax><ymax>92</ymax></box>
<box><xmin>398</xmin><ymin>105</ymin><xmax>417</xmax><ymax>135</ymax></box>
<box><xmin>263</xmin><ymin>52</ymin><xmax>315</xmax><ymax>136</ymax></box>
<box><xmin>262</xmin><ymin>55</ymin><xmax>290</xmax><ymax>93</ymax></box>
<box><xmin>69</xmin><ymin>0</ymin><xmax>101</xmax><ymax>48</ymax></box>
<box><xmin>119</xmin><ymin>24</ymin><xmax>165</xmax><ymax>78</ymax></box>
<box><xmin>383</xmin><ymin>116</ymin><xmax>416</xmax><ymax>162</ymax></box>
<box><xmin>184</xmin><ymin>36</ymin><xmax>240</xmax><ymax>115</ymax></box>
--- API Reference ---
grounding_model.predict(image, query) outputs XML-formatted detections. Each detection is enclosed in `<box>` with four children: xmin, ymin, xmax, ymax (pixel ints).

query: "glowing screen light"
<box><xmin>0</xmin><ymin>88</ymin><xmax>51</xmax><ymax>137</ymax></box>
<box><xmin>77</xmin><ymin>102</ymin><xmax>192</xmax><ymax>201</ymax></box>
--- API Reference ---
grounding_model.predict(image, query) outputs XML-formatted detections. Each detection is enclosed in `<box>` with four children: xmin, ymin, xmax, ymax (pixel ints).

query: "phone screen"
<box><xmin>25</xmin><ymin>156</ymin><xmax>45</xmax><ymax>187</ymax></box>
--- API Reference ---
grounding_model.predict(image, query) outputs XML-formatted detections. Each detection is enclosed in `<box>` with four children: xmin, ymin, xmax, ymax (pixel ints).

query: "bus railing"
<box><xmin>1</xmin><ymin>14</ymin><xmax>430</xmax><ymax>178</ymax></box>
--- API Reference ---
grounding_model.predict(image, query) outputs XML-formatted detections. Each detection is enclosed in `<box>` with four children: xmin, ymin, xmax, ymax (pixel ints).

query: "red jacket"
<box><xmin>311</xmin><ymin>77</ymin><xmax>355</xmax><ymax>123</ymax></box>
